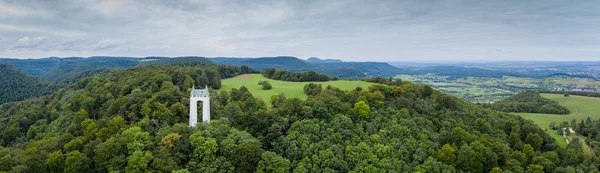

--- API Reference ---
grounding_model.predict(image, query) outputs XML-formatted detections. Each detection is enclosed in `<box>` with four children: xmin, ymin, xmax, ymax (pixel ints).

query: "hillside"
<box><xmin>0</xmin><ymin>56</ymin><xmax>141</xmax><ymax>78</ymax></box>
<box><xmin>0</xmin><ymin>63</ymin><xmax>62</xmax><ymax>104</ymax></box>
<box><xmin>39</xmin><ymin>57</ymin><xmax>140</xmax><ymax>81</ymax></box>
<box><xmin>0</xmin><ymin>63</ymin><xmax>591</xmax><ymax>172</ymax></box>
<box><xmin>0</xmin><ymin>57</ymin><xmax>77</xmax><ymax>76</ymax></box>
<box><xmin>0</xmin><ymin>56</ymin><xmax>215</xmax><ymax>81</ymax></box>
<box><xmin>489</xmin><ymin>91</ymin><xmax>570</xmax><ymax>114</ymax></box>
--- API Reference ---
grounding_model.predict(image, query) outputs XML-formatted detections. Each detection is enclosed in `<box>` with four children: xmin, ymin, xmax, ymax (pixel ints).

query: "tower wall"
<box><xmin>189</xmin><ymin>96</ymin><xmax>210</xmax><ymax>127</ymax></box>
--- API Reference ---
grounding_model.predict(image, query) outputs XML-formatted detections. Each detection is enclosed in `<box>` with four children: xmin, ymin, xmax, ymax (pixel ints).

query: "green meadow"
<box><xmin>218</xmin><ymin>74</ymin><xmax>373</xmax><ymax>104</ymax></box>
<box><xmin>515</xmin><ymin>93</ymin><xmax>600</xmax><ymax>148</ymax></box>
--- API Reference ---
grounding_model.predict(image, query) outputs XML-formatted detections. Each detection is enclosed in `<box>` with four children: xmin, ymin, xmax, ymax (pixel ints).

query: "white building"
<box><xmin>189</xmin><ymin>85</ymin><xmax>210</xmax><ymax>127</ymax></box>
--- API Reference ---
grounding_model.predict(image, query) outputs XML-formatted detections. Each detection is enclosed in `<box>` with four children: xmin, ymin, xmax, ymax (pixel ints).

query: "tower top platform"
<box><xmin>191</xmin><ymin>85</ymin><xmax>209</xmax><ymax>97</ymax></box>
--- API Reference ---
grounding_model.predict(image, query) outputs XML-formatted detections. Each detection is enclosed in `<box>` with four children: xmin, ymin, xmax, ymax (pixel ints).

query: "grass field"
<box><xmin>218</xmin><ymin>74</ymin><xmax>374</xmax><ymax>104</ymax></box>
<box><xmin>515</xmin><ymin>93</ymin><xmax>600</xmax><ymax>148</ymax></box>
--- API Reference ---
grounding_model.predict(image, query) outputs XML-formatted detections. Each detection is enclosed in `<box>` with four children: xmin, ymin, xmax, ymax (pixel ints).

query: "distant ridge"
<box><xmin>0</xmin><ymin>56</ymin><xmax>405</xmax><ymax>80</ymax></box>
<box><xmin>209</xmin><ymin>56</ymin><xmax>404</xmax><ymax>78</ymax></box>
<box><xmin>138</xmin><ymin>56</ymin><xmax>213</xmax><ymax>66</ymax></box>
<box><xmin>305</xmin><ymin>57</ymin><xmax>343</xmax><ymax>63</ymax></box>
<box><xmin>0</xmin><ymin>56</ymin><xmax>213</xmax><ymax>81</ymax></box>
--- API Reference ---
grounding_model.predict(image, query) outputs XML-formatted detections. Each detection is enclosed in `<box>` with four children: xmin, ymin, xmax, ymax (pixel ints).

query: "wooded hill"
<box><xmin>486</xmin><ymin>91</ymin><xmax>571</xmax><ymax>114</ymax></box>
<box><xmin>0</xmin><ymin>56</ymin><xmax>146</xmax><ymax>80</ymax></box>
<box><xmin>0</xmin><ymin>62</ymin><xmax>593</xmax><ymax>172</ymax></box>
<box><xmin>0</xmin><ymin>63</ymin><xmax>62</xmax><ymax>104</ymax></box>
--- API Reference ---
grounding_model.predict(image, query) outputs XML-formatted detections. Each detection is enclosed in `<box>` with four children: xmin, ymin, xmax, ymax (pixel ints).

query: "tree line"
<box><xmin>261</xmin><ymin>68</ymin><xmax>336</xmax><ymax>82</ymax></box>
<box><xmin>481</xmin><ymin>91</ymin><xmax>570</xmax><ymax>114</ymax></box>
<box><xmin>542</xmin><ymin>90</ymin><xmax>600</xmax><ymax>98</ymax></box>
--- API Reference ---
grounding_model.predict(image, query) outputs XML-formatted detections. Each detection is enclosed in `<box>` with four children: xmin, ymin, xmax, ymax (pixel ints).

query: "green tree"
<box><xmin>353</xmin><ymin>101</ymin><xmax>371</xmax><ymax>119</ymax></box>
<box><xmin>527</xmin><ymin>164</ymin><xmax>544</xmax><ymax>173</ymax></box>
<box><xmin>255</xmin><ymin>151</ymin><xmax>290</xmax><ymax>173</ymax></box>
<box><xmin>456</xmin><ymin>144</ymin><xmax>483</xmax><ymax>173</ymax></box>
<box><xmin>64</xmin><ymin>151</ymin><xmax>91</xmax><ymax>173</ymax></box>
<box><xmin>523</xmin><ymin>144</ymin><xmax>536</xmax><ymax>164</ymax></box>
<box><xmin>173</xmin><ymin>169</ymin><xmax>191</xmax><ymax>173</ymax></box>
<box><xmin>549</xmin><ymin>121</ymin><xmax>556</xmax><ymax>130</ymax></box>
<box><xmin>126</xmin><ymin>150</ymin><xmax>154</xmax><ymax>173</ymax></box>
<box><xmin>258</xmin><ymin>81</ymin><xmax>272</xmax><ymax>90</ymax></box>
<box><xmin>490</xmin><ymin>167</ymin><xmax>504</xmax><ymax>173</ymax></box>
<box><xmin>437</xmin><ymin>144</ymin><xmax>456</xmax><ymax>165</ymax></box>
<box><xmin>421</xmin><ymin>85</ymin><xmax>433</xmax><ymax>98</ymax></box>
<box><xmin>224</xmin><ymin>102</ymin><xmax>243</xmax><ymax>125</ymax></box>
<box><xmin>525</xmin><ymin>133</ymin><xmax>543</xmax><ymax>150</ymax></box>
<box><xmin>45</xmin><ymin>151</ymin><xmax>64</xmax><ymax>173</ymax></box>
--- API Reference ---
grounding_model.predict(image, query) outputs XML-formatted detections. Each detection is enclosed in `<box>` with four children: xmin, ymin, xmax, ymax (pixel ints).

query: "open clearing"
<box><xmin>219</xmin><ymin>74</ymin><xmax>373</xmax><ymax>104</ymax></box>
<box><xmin>515</xmin><ymin>93</ymin><xmax>600</xmax><ymax>148</ymax></box>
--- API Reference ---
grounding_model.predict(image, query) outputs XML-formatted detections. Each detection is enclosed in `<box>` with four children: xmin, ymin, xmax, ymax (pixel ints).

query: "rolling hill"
<box><xmin>0</xmin><ymin>56</ymin><xmax>212</xmax><ymax>81</ymax></box>
<box><xmin>0</xmin><ymin>63</ymin><xmax>62</xmax><ymax>104</ymax></box>
<box><xmin>39</xmin><ymin>57</ymin><xmax>140</xmax><ymax>81</ymax></box>
<box><xmin>0</xmin><ymin>56</ymin><xmax>142</xmax><ymax>80</ymax></box>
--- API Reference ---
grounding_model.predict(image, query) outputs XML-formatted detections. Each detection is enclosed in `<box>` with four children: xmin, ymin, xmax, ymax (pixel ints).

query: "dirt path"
<box><xmin>562</xmin><ymin>128</ymin><xmax>569</xmax><ymax>144</ymax></box>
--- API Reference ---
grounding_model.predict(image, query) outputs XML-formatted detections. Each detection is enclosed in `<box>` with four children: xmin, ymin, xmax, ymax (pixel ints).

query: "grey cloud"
<box><xmin>0</xmin><ymin>0</ymin><xmax>598</xmax><ymax>61</ymax></box>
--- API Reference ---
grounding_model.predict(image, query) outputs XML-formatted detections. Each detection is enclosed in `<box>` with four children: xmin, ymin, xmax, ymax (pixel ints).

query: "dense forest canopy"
<box><xmin>0</xmin><ymin>63</ymin><xmax>62</xmax><ymax>104</ymax></box>
<box><xmin>485</xmin><ymin>91</ymin><xmax>570</xmax><ymax>114</ymax></box>
<box><xmin>0</xmin><ymin>63</ymin><xmax>595</xmax><ymax>173</ymax></box>
<box><xmin>39</xmin><ymin>59</ymin><xmax>140</xmax><ymax>81</ymax></box>
<box><xmin>0</xmin><ymin>57</ymin><xmax>143</xmax><ymax>80</ymax></box>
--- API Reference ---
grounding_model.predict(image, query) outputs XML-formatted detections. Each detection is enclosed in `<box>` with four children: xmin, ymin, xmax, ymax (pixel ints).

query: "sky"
<box><xmin>0</xmin><ymin>0</ymin><xmax>598</xmax><ymax>61</ymax></box>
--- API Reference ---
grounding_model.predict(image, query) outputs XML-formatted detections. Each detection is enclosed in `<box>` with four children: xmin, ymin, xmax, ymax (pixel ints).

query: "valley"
<box><xmin>396</xmin><ymin>74</ymin><xmax>600</xmax><ymax>103</ymax></box>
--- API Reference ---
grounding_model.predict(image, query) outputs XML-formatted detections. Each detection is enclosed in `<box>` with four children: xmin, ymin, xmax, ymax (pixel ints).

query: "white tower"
<box><xmin>189</xmin><ymin>85</ymin><xmax>210</xmax><ymax>127</ymax></box>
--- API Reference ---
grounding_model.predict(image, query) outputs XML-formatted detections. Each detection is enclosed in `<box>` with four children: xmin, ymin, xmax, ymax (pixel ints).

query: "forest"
<box><xmin>0</xmin><ymin>62</ymin><xmax>596</xmax><ymax>173</ymax></box>
<box><xmin>0</xmin><ymin>64</ymin><xmax>62</xmax><ymax>104</ymax></box>
<box><xmin>484</xmin><ymin>91</ymin><xmax>571</xmax><ymax>114</ymax></box>
<box><xmin>261</xmin><ymin>68</ymin><xmax>335</xmax><ymax>82</ymax></box>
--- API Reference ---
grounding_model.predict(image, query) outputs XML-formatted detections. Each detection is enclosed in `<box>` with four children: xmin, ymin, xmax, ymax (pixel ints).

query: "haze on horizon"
<box><xmin>0</xmin><ymin>0</ymin><xmax>598</xmax><ymax>61</ymax></box>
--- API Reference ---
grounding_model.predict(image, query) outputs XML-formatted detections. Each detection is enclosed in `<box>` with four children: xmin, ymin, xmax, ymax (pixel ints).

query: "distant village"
<box><xmin>567</xmin><ymin>71</ymin><xmax>600</xmax><ymax>79</ymax></box>
<box><xmin>552</xmin><ymin>87</ymin><xmax>600</xmax><ymax>93</ymax></box>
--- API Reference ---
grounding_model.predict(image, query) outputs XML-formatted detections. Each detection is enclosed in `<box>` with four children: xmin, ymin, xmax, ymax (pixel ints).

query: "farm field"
<box><xmin>396</xmin><ymin>74</ymin><xmax>600</xmax><ymax>103</ymax></box>
<box><xmin>219</xmin><ymin>74</ymin><xmax>373</xmax><ymax>104</ymax></box>
<box><xmin>515</xmin><ymin>93</ymin><xmax>600</xmax><ymax>148</ymax></box>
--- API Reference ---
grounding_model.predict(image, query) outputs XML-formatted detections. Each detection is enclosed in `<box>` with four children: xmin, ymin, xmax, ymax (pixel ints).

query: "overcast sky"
<box><xmin>0</xmin><ymin>0</ymin><xmax>598</xmax><ymax>61</ymax></box>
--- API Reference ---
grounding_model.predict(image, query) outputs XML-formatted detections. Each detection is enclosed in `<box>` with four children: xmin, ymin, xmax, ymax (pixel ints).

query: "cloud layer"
<box><xmin>0</xmin><ymin>0</ymin><xmax>598</xmax><ymax>61</ymax></box>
